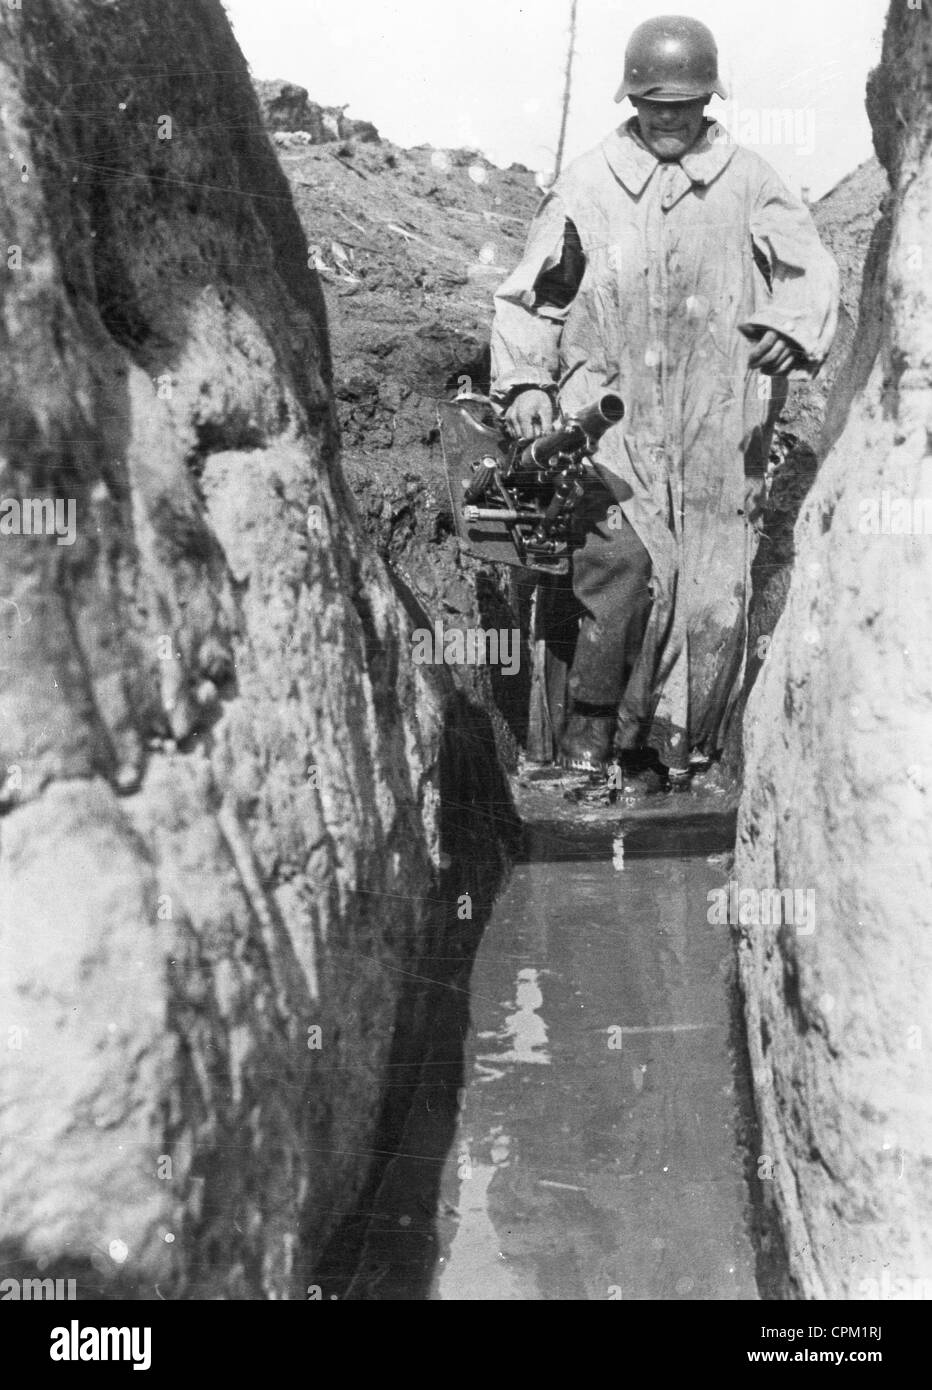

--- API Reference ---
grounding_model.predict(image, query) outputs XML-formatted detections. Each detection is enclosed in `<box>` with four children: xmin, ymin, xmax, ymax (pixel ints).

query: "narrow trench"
<box><xmin>316</xmin><ymin>773</ymin><xmax>788</xmax><ymax>1301</ymax></box>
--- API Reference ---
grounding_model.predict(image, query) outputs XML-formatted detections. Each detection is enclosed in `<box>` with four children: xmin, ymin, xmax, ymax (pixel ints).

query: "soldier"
<box><xmin>490</xmin><ymin>15</ymin><xmax>839</xmax><ymax>785</ymax></box>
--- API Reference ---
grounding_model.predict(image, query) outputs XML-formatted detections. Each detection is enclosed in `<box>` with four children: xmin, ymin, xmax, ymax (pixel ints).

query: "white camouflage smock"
<box><xmin>490</xmin><ymin>117</ymin><xmax>839</xmax><ymax>764</ymax></box>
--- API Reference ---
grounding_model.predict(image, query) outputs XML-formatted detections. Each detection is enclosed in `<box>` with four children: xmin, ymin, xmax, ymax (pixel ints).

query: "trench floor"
<box><xmin>342</xmin><ymin>772</ymin><xmax>760</xmax><ymax>1300</ymax></box>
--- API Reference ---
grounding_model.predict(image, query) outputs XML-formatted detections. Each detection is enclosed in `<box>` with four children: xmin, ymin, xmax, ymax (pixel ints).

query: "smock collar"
<box><xmin>602</xmin><ymin>117</ymin><xmax>737</xmax><ymax>196</ymax></box>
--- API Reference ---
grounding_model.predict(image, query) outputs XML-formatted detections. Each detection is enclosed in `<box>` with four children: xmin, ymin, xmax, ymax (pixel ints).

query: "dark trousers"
<box><xmin>567</xmin><ymin>476</ymin><xmax>653</xmax><ymax>709</ymax></box>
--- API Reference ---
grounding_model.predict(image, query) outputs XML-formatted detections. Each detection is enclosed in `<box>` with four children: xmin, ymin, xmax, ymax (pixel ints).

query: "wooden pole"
<box><xmin>553</xmin><ymin>0</ymin><xmax>579</xmax><ymax>179</ymax></box>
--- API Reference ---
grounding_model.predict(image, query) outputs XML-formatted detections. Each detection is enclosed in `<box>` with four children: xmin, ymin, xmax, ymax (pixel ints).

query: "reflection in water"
<box><xmin>439</xmin><ymin>1130</ymin><xmax>524</xmax><ymax>1300</ymax></box>
<box><xmin>478</xmin><ymin>966</ymin><xmax>551</xmax><ymax>1073</ymax></box>
<box><xmin>340</xmin><ymin>850</ymin><xmax>761</xmax><ymax>1300</ymax></box>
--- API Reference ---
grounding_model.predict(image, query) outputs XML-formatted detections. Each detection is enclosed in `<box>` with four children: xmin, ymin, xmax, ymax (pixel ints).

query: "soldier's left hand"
<box><xmin>747</xmin><ymin>329</ymin><xmax>804</xmax><ymax>375</ymax></box>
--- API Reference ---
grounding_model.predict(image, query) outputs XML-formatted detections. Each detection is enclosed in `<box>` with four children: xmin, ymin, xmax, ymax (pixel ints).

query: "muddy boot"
<box><xmin>666</xmin><ymin>765</ymin><xmax>692</xmax><ymax>793</ymax></box>
<box><xmin>559</xmin><ymin>706</ymin><xmax>616</xmax><ymax>774</ymax></box>
<box><xmin>689</xmin><ymin>757</ymin><xmax>732</xmax><ymax>795</ymax></box>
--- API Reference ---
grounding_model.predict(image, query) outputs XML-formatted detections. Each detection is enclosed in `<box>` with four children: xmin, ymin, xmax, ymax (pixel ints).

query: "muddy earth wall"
<box><xmin>0</xmin><ymin>0</ymin><xmax>509</xmax><ymax>1298</ymax></box>
<box><xmin>736</xmin><ymin>1</ymin><xmax>932</xmax><ymax>1299</ymax></box>
<box><xmin>268</xmin><ymin>130</ymin><xmax>542</xmax><ymax>763</ymax></box>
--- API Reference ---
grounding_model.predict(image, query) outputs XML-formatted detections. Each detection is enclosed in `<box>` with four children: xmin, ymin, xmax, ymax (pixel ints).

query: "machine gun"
<box><xmin>437</xmin><ymin>392</ymin><xmax>626</xmax><ymax>575</ymax></box>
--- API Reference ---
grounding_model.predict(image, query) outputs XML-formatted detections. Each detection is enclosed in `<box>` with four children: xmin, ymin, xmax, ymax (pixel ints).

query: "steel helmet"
<box><xmin>615</xmin><ymin>15</ymin><xmax>728</xmax><ymax>104</ymax></box>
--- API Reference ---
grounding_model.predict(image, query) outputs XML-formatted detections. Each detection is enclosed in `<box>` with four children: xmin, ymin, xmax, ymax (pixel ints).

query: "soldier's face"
<box><xmin>632</xmin><ymin>97</ymin><xmax>709</xmax><ymax>160</ymax></box>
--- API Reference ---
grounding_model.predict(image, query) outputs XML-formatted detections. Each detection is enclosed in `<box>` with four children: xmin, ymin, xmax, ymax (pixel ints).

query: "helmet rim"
<box><xmin>614</xmin><ymin>15</ymin><xmax>728</xmax><ymax>104</ymax></box>
<box><xmin>614</xmin><ymin>81</ymin><xmax>728</xmax><ymax>104</ymax></box>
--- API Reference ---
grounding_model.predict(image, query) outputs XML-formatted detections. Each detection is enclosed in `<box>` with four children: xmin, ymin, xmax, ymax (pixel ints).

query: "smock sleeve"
<box><xmin>489</xmin><ymin>190</ymin><xmax>583</xmax><ymax>404</ymax></box>
<box><xmin>745</xmin><ymin>170</ymin><xmax>840</xmax><ymax>375</ymax></box>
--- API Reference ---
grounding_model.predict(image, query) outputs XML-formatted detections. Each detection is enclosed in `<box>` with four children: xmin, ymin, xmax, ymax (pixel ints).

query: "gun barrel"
<box><xmin>522</xmin><ymin>392</ymin><xmax>624</xmax><ymax>467</ymax></box>
<box><xmin>570</xmin><ymin>391</ymin><xmax>625</xmax><ymax>436</ymax></box>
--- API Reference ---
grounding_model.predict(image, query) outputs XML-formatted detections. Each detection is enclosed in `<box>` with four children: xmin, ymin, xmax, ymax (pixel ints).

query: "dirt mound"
<box><xmin>254</xmin><ymin>78</ymin><xmax>381</xmax><ymax>144</ymax></box>
<box><xmin>276</xmin><ymin>135</ymin><xmax>542</xmax><ymax>758</ymax></box>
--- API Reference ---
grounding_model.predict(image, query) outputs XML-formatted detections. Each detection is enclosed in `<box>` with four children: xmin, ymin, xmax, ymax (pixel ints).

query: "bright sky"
<box><xmin>223</xmin><ymin>0</ymin><xmax>888</xmax><ymax>200</ymax></box>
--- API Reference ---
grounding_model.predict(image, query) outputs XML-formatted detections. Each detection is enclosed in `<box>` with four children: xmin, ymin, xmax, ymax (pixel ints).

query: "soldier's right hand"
<box><xmin>504</xmin><ymin>388</ymin><xmax>555</xmax><ymax>439</ymax></box>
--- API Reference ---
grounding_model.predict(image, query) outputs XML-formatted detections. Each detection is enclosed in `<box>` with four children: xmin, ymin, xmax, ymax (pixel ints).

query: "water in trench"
<box><xmin>338</xmin><ymin>784</ymin><xmax>766</xmax><ymax>1300</ymax></box>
